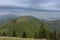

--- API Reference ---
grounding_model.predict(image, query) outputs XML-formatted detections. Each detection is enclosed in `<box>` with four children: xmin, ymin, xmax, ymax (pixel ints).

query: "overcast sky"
<box><xmin>0</xmin><ymin>0</ymin><xmax>60</xmax><ymax>10</ymax></box>
<box><xmin>0</xmin><ymin>0</ymin><xmax>60</xmax><ymax>20</ymax></box>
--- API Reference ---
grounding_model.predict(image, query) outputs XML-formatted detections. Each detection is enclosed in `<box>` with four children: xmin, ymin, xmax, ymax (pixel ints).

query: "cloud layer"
<box><xmin>0</xmin><ymin>0</ymin><xmax>60</xmax><ymax>10</ymax></box>
<box><xmin>0</xmin><ymin>0</ymin><xmax>60</xmax><ymax>20</ymax></box>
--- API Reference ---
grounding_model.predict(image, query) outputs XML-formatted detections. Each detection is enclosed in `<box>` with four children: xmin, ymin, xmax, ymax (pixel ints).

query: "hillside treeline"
<box><xmin>0</xmin><ymin>22</ymin><xmax>60</xmax><ymax>40</ymax></box>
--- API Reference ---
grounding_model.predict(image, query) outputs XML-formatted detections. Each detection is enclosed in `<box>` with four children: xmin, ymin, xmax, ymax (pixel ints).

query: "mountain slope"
<box><xmin>0</xmin><ymin>16</ymin><xmax>41</xmax><ymax>38</ymax></box>
<box><xmin>0</xmin><ymin>16</ymin><xmax>60</xmax><ymax>38</ymax></box>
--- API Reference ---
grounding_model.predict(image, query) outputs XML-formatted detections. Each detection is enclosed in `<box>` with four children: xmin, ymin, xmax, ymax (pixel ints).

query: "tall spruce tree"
<box><xmin>34</xmin><ymin>32</ymin><xmax>39</xmax><ymax>39</ymax></box>
<box><xmin>57</xmin><ymin>31</ymin><xmax>60</xmax><ymax>40</ymax></box>
<box><xmin>22</xmin><ymin>31</ymin><xmax>27</xmax><ymax>38</ymax></box>
<box><xmin>54</xmin><ymin>30</ymin><xmax>57</xmax><ymax>40</ymax></box>
<box><xmin>2</xmin><ymin>32</ymin><xmax>6</xmax><ymax>36</ymax></box>
<box><xmin>49</xmin><ymin>32</ymin><xmax>55</xmax><ymax>40</ymax></box>
<box><xmin>38</xmin><ymin>22</ymin><xmax>49</xmax><ymax>39</ymax></box>
<box><xmin>13</xmin><ymin>30</ymin><xmax>16</xmax><ymax>37</ymax></box>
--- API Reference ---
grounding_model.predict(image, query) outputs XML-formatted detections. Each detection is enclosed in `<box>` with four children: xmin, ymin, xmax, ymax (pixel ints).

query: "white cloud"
<box><xmin>40</xmin><ymin>1</ymin><xmax>60</xmax><ymax>10</ymax></box>
<box><xmin>0</xmin><ymin>0</ymin><xmax>60</xmax><ymax>10</ymax></box>
<box><xmin>0</xmin><ymin>0</ymin><xmax>29</xmax><ymax>7</ymax></box>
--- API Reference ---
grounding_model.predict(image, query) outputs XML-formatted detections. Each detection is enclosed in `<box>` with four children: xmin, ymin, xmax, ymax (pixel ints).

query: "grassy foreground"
<box><xmin>0</xmin><ymin>37</ymin><xmax>47</xmax><ymax>40</ymax></box>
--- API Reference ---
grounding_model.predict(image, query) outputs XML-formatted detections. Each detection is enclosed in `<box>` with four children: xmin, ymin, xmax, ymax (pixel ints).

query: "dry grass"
<box><xmin>0</xmin><ymin>37</ymin><xmax>47</xmax><ymax>40</ymax></box>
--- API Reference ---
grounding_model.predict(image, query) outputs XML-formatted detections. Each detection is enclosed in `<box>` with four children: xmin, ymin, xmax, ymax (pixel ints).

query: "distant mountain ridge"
<box><xmin>0</xmin><ymin>14</ymin><xmax>18</xmax><ymax>25</ymax></box>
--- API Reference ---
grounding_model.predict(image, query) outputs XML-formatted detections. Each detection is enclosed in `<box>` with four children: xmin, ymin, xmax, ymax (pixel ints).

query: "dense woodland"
<box><xmin>0</xmin><ymin>22</ymin><xmax>60</xmax><ymax>40</ymax></box>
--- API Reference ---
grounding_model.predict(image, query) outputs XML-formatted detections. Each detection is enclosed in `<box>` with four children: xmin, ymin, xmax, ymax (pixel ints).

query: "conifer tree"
<box><xmin>22</xmin><ymin>31</ymin><xmax>27</xmax><ymax>38</ymax></box>
<box><xmin>57</xmin><ymin>31</ymin><xmax>60</xmax><ymax>40</ymax></box>
<box><xmin>34</xmin><ymin>32</ymin><xmax>39</xmax><ymax>39</ymax></box>
<box><xmin>13</xmin><ymin>30</ymin><xmax>16</xmax><ymax>37</ymax></box>
<box><xmin>2</xmin><ymin>32</ymin><xmax>6</xmax><ymax>36</ymax></box>
<box><xmin>38</xmin><ymin>22</ymin><xmax>49</xmax><ymax>39</ymax></box>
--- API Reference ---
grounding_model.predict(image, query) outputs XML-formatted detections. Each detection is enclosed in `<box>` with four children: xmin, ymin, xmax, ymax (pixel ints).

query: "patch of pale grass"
<box><xmin>0</xmin><ymin>37</ymin><xmax>47</xmax><ymax>40</ymax></box>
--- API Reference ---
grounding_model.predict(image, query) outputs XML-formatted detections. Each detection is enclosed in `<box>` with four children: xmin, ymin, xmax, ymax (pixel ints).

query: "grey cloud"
<box><xmin>0</xmin><ymin>0</ymin><xmax>60</xmax><ymax>20</ymax></box>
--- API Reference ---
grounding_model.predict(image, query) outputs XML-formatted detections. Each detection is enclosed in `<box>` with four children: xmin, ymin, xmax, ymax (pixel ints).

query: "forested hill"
<box><xmin>0</xmin><ymin>16</ymin><xmax>60</xmax><ymax>38</ymax></box>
